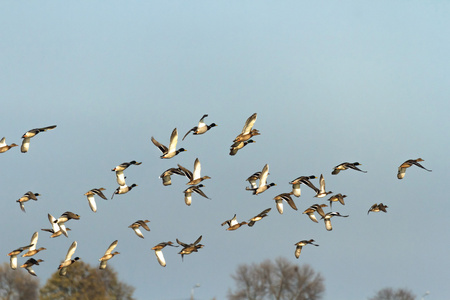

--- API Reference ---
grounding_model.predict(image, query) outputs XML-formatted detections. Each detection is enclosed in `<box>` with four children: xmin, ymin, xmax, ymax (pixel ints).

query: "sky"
<box><xmin>1</xmin><ymin>1</ymin><xmax>449</xmax><ymax>300</ymax></box>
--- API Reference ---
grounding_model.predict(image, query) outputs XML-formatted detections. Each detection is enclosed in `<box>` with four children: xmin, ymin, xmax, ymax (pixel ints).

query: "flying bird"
<box><xmin>183</xmin><ymin>184</ymin><xmax>210</xmax><ymax>206</ymax></box>
<box><xmin>176</xmin><ymin>235</ymin><xmax>204</xmax><ymax>261</ymax></box>
<box><xmin>58</xmin><ymin>241</ymin><xmax>80</xmax><ymax>276</ymax></box>
<box><xmin>53</xmin><ymin>211</ymin><xmax>80</xmax><ymax>237</ymax></box>
<box><xmin>221</xmin><ymin>214</ymin><xmax>247</xmax><ymax>231</ymax></box>
<box><xmin>397</xmin><ymin>158</ymin><xmax>432</xmax><ymax>179</ymax></box>
<box><xmin>22</xmin><ymin>232</ymin><xmax>46</xmax><ymax>257</ymax></box>
<box><xmin>332</xmin><ymin>162</ymin><xmax>367</xmax><ymax>175</ymax></box>
<box><xmin>234</xmin><ymin>113</ymin><xmax>260</xmax><ymax>142</ymax></box>
<box><xmin>20</xmin><ymin>258</ymin><xmax>44</xmax><ymax>276</ymax></box>
<box><xmin>313</xmin><ymin>174</ymin><xmax>332</xmax><ymax>198</ymax></box>
<box><xmin>273</xmin><ymin>192</ymin><xmax>297</xmax><ymax>214</ymax></box>
<box><xmin>21</xmin><ymin>125</ymin><xmax>57</xmax><ymax>153</ymax></box>
<box><xmin>151</xmin><ymin>128</ymin><xmax>186</xmax><ymax>159</ymax></box>
<box><xmin>0</xmin><ymin>137</ymin><xmax>18</xmax><ymax>153</ymax></box>
<box><xmin>327</xmin><ymin>193</ymin><xmax>347</xmax><ymax>209</ymax></box>
<box><xmin>111</xmin><ymin>161</ymin><xmax>142</xmax><ymax>186</ymax></box>
<box><xmin>99</xmin><ymin>240</ymin><xmax>120</xmax><ymax>269</ymax></box>
<box><xmin>294</xmin><ymin>239</ymin><xmax>319</xmax><ymax>258</ymax></box>
<box><xmin>8</xmin><ymin>244</ymin><xmax>33</xmax><ymax>270</ymax></box>
<box><xmin>84</xmin><ymin>188</ymin><xmax>108</xmax><ymax>212</ymax></box>
<box><xmin>229</xmin><ymin>139</ymin><xmax>255</xmax><ymax>156</ymax></box>
<box><xmin>303</xmin><ymin>204</ymin><xmax>328</xmax><ymax>223</ymax></box>
<box><xmin>129</xmin><ymin>220</ymin><xmax>150</xmax><ymax>239</ymax></box>
<box><xmin>182</xmin><ymin>114</ymin><xmax>217</xmax><ymax>140</ymax></box>
<box><xmin>321</xmin><ymin>212</ymin><xmax>349</xmax><ymax>231</ymax></box>
<box><xmin>288</xmin><ymin>175</ymin><xmax>317</xmax><ymax>197</ymax></box>
<box><xmin>16</xmin><ymin>191</ymin><xmax>40</xmax><ymax>212</ymax></box>
<box><xmin>248</xmin><ymin>208</ymin><xmax>271</xmax><ymax>227</ymax></box>
<box><xmin>159</xmin><ymin>167</ymin><xmax>185</xmax><ymax>186</ymax></box>
<box><xmin>368</xmin><ymin>203</ymin><xmax>388</xmax><ymax>214</ymax></box>
<box><xmin>246</xmin><ymin>164</ymin><xmax>276</xmax><ymax>195</ymax></box>
<box><xmin>178</xmin><ymin>158</ymin><xmax>211</xmax><ymax>185</ymax></box>
<box><xmin>151</xmin><ymin>241</ymin><xmax>178</xmax><ymax>267</ymax></box>
<box><xmin>111</xmin><ymin>184</ymin><xmax>138</xmax><ymax>199</ymax></box>
<box><xmin>41</xmin><ymin>213</ymin><xmax>71</xmax><ymax>238</ymax></box>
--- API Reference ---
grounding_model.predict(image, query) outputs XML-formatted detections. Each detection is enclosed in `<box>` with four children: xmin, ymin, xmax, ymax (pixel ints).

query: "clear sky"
<box><xmin>1</xmin><ymin>1</ymin><xmax>449</xmax><ymax>299</ymax></box>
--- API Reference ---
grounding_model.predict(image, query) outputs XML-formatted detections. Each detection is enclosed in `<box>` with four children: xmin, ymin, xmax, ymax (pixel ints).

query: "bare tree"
<box><xmin>227</xmin><ymin>257</ymin><xmax>325</xmax><ymax>300</ymax></box>
<box><xmin>369</xmin><ymin>287</ymin><xmax>416</xmax><ymax>300</ymax></box>
<box><xmin>0</xmin><ymin>263</ymin><xmax>39</xmax><ymax>300</ymax></box>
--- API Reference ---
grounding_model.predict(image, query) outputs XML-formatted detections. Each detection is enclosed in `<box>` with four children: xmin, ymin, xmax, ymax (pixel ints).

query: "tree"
<box><xmin>39</xmin><ymin>261</ymin><xmax>135</xmax><ymax>300</ymax></box>
<box><xmin>0</xmin><ymin>262</ymin><xmax>39</xmax><ymax>300</ymax></box>
<box><xmin>227</xmin><ymin>257</ymin><xmax>325</xmax><ymax>300</ymax></box>
<box><xmin>368</xmin><ymin>287</ymin><xmax>416</xmax><ymax>300</ymax></box>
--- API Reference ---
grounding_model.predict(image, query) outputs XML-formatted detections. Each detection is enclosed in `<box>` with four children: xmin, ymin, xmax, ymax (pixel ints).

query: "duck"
<box><xmin>20</xmin><ymin>258</ymin><xmax>44</xmax><ymax>276</ymax></box>
<box><xmin>229</xmin><ymin>139</ymin><xmax>255</xmax><ymax>156</ymax></box>
<box><xmin>273</xmin><ymin>192</ymin><xmax>297</xmax><ymax>214</ymax></box>
<box><xmin>151</xmin><ymin>128</ymin><xmax>186</xmax><ymax>159</ymax></box>
<box><xmin>16</xmin><ymin>191</ymin><xmax>40</xmax><ymax>212</ymax></box>
<box><xmin>321</xmin><ymin>212</ymin><xmax>349</xmax><ymax>231</ymax></box>
<box><xmin>233</xmin><ymin>113</ymin><xmax>260</xmax><ymax>142</ymax></box>
<box><xmin>368</xmin><ymin>203</ymin><xmax>388</xmax><ymax>214</ymax></box>
<box><xmin>21</xmin><ymin>125</ymin><xmax>57</xmax><ymax>153</ymax></box>
<box><xmin>111</xmin><ymin>184</ymin><xmax>137</xmax><ymax>199</ymax></box>
<box><xmin>183</xmin><ymin>184</ymin><xmax>210</xmax><ymax>206</ymax></box>
<box><xmin>128</xmin><ymin>220</ymin><xmax>150</xmax><ymax>239</ymax></box>
<box><xmin>84</xmin><ymin>188</ymin><xmax>108</xmax><ymax>212</ymax></box>
<box><xmin>397</xmin><ymin>158</ymin><xmax>432</xmax><ymax>179</ymax></box>
<box><xmin>246</xmin><ymin>164</ymin><xmax>276</xmax><ymax>195</ymax></box>
<box><xmin>111</xmin><ymin>161</ymin><xmax>142</xmax><ymax>186</ymax></box>
<box><xmin>248</xmin><ymin>208</ymin><xmax>271</xmax><ymax>227</ymax></box>
<box><xmin>99</xmin><ymin>240</ymin><xmax>120</xmax><ymax>270</ymax></box>
<box><xmin>288</xmin><ymin>175</ymin><xmax>317</xmax><ymax>197</ymax></box>
<box><xmin>294</xmin><ymin>239</ymin><xmax>319</xmax><ymax>259</ymax></box>
<box><xmin>53</xmin><ymin>212</ymin><xmax>80</xmax><ymax>237</ymax></box>
<box><xmin>303</xmin><ymin>204</ymin><xmax>328</xmax><ymax>223</ymax></box>
<box><xmin>178</xmin><ymin>158</ymin><xmax>211</xmax><ymax>185</ymax></box>
<box><xmin>41</xmin><ymin>213</ymin><xmax>71</xmax><ymax>238</ymax></box>
<box><xmin>221</xmin><ymin>214</ymin><xmax>247</xmax><ymax>231</ymax></box>
<box><xmin>176</xmin><ymin>235</ymin><xmax>204</xmax><ymax>261</ymax></box>
<box><xmin>8</xmin><ymin>244</ymin><xmax>34</xmax><ymax>270</ymax></box>
<box><xmin>58</xmin><ymin>241</ymin><xmax>80</xmax><ymax>276</ymax></box>
<box><xmin>327</xmin><ymin>193</ymin><xmax>347</xmax><ymax>209</ymax></box>
<box><xmin>332</xmin><ymin>162</ymin><xmax>367</xmax><ymax>175</ymax></box>
<box><xmin>151</xmin><ymin>241</ymin><xmax>178</xmax><ymax>267</ymax></box>
<box><xmin>22</xmin><ymin>232</ymin><xmax>46</xmax><ymax>257</ymax></box>
<box><xmin>0</xmin><ymin>137</ymin><xmax>18</xmax><ymax>153</ymax></box>
<box><xmin>182</xmin><ymin>114</ymin><xmax>217</xmax><ymax>140</ymax></box>
<box><xmin>313</xmin><ymin>174</ymin><xmax>332</xmax><ymax>198</ymax></box>
<box><xmin>159</xmin><ymin>167</ymin><xmax>185</xmax><ymax>186</ymax></box>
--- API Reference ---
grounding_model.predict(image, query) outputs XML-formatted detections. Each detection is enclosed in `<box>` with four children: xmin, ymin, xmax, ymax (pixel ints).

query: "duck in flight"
<box><xmin>397</xmin><ymin>158</ymin><xmax>431</xmax><ymax>179</ymax></box>
<box><xmin>151</xmin><ymin>128</ymin><xmax>186</xmax><ymax>159</ymax></box>
<box><xmin>182</xmin><ymin>114</ymin><xmax>217</xmax><ymax>140</ymax></box>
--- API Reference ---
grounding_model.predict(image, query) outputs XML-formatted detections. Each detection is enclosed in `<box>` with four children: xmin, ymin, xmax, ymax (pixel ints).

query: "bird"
<box><xmin>0</xmin><ymin>137</ymin><xmax>18</xmax><ymax>153</ymax></box>
<box><xmin>21</xmin><ymin>125</ymin><xmax>57</xmax><ymax>153</ymax></box>
<box><xmin>183</xmin><ymin>184</ymin><xmax>210</xmax><ymax>206</ymax></box>
<box><xmin>16</xmin><ymin>191</ymin><xmax>40</xmax><ymax>212</ymax></box>
<box><xmin>313</xmin><ymin>174</ymin><xmax>332</xmax><ymax>198</ymax></box>
<box><xmin>111</xmin><ymin>161</ymin><xmax>142</xmax><ymax>186</ymax></box>
<box><xmin>58</xmin><ymin>241</ymin><xmax>80</xmax><ymax>276</ymax></box>
<box><xmin>221</xmin><ymin>214</ymin><xmax>248</xmax><ymax>231</ymax></box>
<box><xmin>273</xmin><ymin>192</ymin><xmax>297</xmax><ymax>214</ymax></box>
<box><xmin>22</xmin><ymin>232</ymin><xmax>46</xmax><ymax>257</ymax></box>
<box><xmin>151</xmin><ymin>241</ymin><xmax>178</xmax><ymax>267</ymax></box>
<box><xmin>303</xmin><ymin>204</ymin><xmax>328</xmax><ymax>223</ymax></box>
<box><xmin>8</xmin><ymin>244</ymin><xmax>33</xmax><ymax>270</ymax></box>
<box><xmin>246</xmin><ymin>164</ymin><xmax>276</xmax><ymax>195</ymax></box>
<box><xmin>111</xmin><ymin>184</ymin><xmax>138</xmax><ymax>199</ymax></box>
<box><xmin>229</xmin><ymin>139</ymin><xmax>255</xmax><ymax>156</ymax></box>
<box><xmin>321</xmin><ymin>212</ymin><xmax>349</xmax><ymax>231</ymax></box>
<box><xmin>233</xmin><ymin>113</ymin><xmax>260</xmax><ymax>142</ymax></box>
<box><xmin>368</xmin><ymin>203</ymin><xmax>388</xmax><ymax>214</ymax></box>
<box><xmin>151</xmin><ymin>128</ymin><xmax>186</xmax><ymax>159</ymax></box>
<box><xmin>397</xmin><ymin>158</ymin><xmax>432</xmax><ymax>179</ymax></box>
<box><xmin>288</xmin><ymin>175</ymin><xmax>317</xmax><ymax>197</ymax></box>
<box><xmin>159</xmin><ymin>167</ymin><xmax>185</xmax><ymax>186</ymax></box>
<box><xmin>54</xmin><ymin>212</ymin><xmax>80</xmax><ymax>237</ymax></box>
<box><xmin>128</xmin><ymin>220</ymin><xmax>150</xmax><ymax>239</ymax></box>
<box><xmin>176</xmin><ymin>235</ymin><xmax>204</xmax><ymax>261</ymax></box>
<box><xmin>20</xmin><ymin>258</ymin><xmax>44</xmax><ymax>276</ymax></box>
<box><xmin>99</xmin><ymin>240</ymin><xmax>120</xmax><ymax>269</ymax></box>
<box><xmin>294</xmin><ymin>239</ymin><xmax>319</xmax><ymax>258</ymax></box>
<box><xmin>248</xmin><ymin>208</ymin><xmax>271</xmax><ymax>227</ymax></box>
<box><xmin>84</xmin><ymin>188</ymin><xmax>108</xmax><ymax>212</ymax></box>
<box><xmin>178</xmin><ymin>158</ymin><xmax>211</xmax><ymax>185</ymax></box>
<box><xmin>327</xmin><ymin>193</ymin><xmax>347</xmax><ymax>209</ymax></box>
<box><xmin>41</xmin><ymin>213</ymin><xmax>71</xmax><ymax>238</ymax></box>
<box><xmin>182</xmin><ymin>114</ymin><xmax>217</xmax><ymax>140</ymax></box>
<box><xmin>332</xmin><ymin>162</ymin><xmax>367</xmax><ymax>175</ymax></box>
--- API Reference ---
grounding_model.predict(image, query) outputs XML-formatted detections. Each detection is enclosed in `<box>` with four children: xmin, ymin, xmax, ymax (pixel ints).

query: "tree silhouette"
<box><xmin>39</xmin><ymin>261</ymin><xmax>135</xmax><ymax>300</ymax></box>
<box><xmin>227</xmin><ymin>257</ymin><xmax>325</xmax><ymax>300</ymax></box>
<box><xmin>0</xmin><ymin>262</ymin><xmax>39</xmax><ymax>300</ymax></box>
<box><xmin>369</xmin><ymin>287</ymin><xmax>416</xmax><ymax>300</ymax></box>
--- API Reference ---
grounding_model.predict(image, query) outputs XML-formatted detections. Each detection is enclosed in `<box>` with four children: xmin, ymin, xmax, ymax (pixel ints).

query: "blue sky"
<box><xmin>1</xmin><ymin>1</ymin><xmax>449</xmax><ymax>299</ymax></box>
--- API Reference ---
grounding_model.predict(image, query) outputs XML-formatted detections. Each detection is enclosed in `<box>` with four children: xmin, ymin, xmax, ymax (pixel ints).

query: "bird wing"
<box><xmin>0</xmin><ymin>137</ymin><xmax>5</xmax><ymax>147</ymax></box>
<box><xmin>154</xmin><ymin>250</ymin><xmax>166</xmax><ymax>267</ymax></box>
<box><xmin>319</xmin><ymin>174</ymin><xmax>326</xmax><ymax>193</ymax></box>
<box><xmin>192</xmin><ymin>186</ymin><xmax>210</xmax><ymax>199</ymax></box>
<box><xmin>138</xmin><ymin>220</ymin><xmax>150</xmax><ymax>231</ymax></box>
<box><xmin>65</xmin><ymin>241</ymin><xmax>77</xmax><ymax>261</ymax></box>
<box><xmin>94</xmin><ymin>189</ymin><xmax>108</xmax><ymax>200</ymax></box>
<box><xmin>29</xmin><ymin>232</ymin><xmax>38</xmax><ymax>251</ymax></box>
<box><xmin>177</xmin><ymin>164</ymin><xmax>193</xmax><ymax>181</ymax></box>
<box><xmin>37</xmin><ymin>125</ymin><xmax>57</xmax><ymax>132</ymax></box>
<box><xmin>193</xmin><ymin>235</ymin><xmax>202</xmax><ymax>245</ymax></box>
<box><xmin>182</xmin><ymin>127</ymin><xmax>195</xmax><ymax>141</ymax></box>
<box><xmin>241</xmin><ymin>113</ymin><xmax>257</xmax><ymax>135</ymax></box>
<box><xmin>259</xmin><ymin>164</ymin><xmax>269</xmax><ymax>187</ymax></box>
<box><xmin>87</xmin><ymin>194</ymin><xmax>97</xmax><ymax>212</ymax></box>
<box><xmin>151</xmin><ymin>137</ymin><xmax>168</xmax><ymax>154</ymax></box>
<box><xmin>115</xmin><ymin>170</ymin><xmax>126</xmax><ymax>186</ymax></box>
<box><xmin>192</xmin><ymin>158</ymin><xmax>202</xmax><ymax>180</ymax></box>
<box><xmin>104</xmin><ymin>240</ymin><xmax>118</xmax><ymax>255</ymax></box>
<box><xmin>167</xmin><ymin>128</ymin><xmax>178</xmax><ymax>154</ymax></box>
<box><xmin>21</xmin><ymin>137</ymin><xmax>30</xmax><ymax>153</ymax></box>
